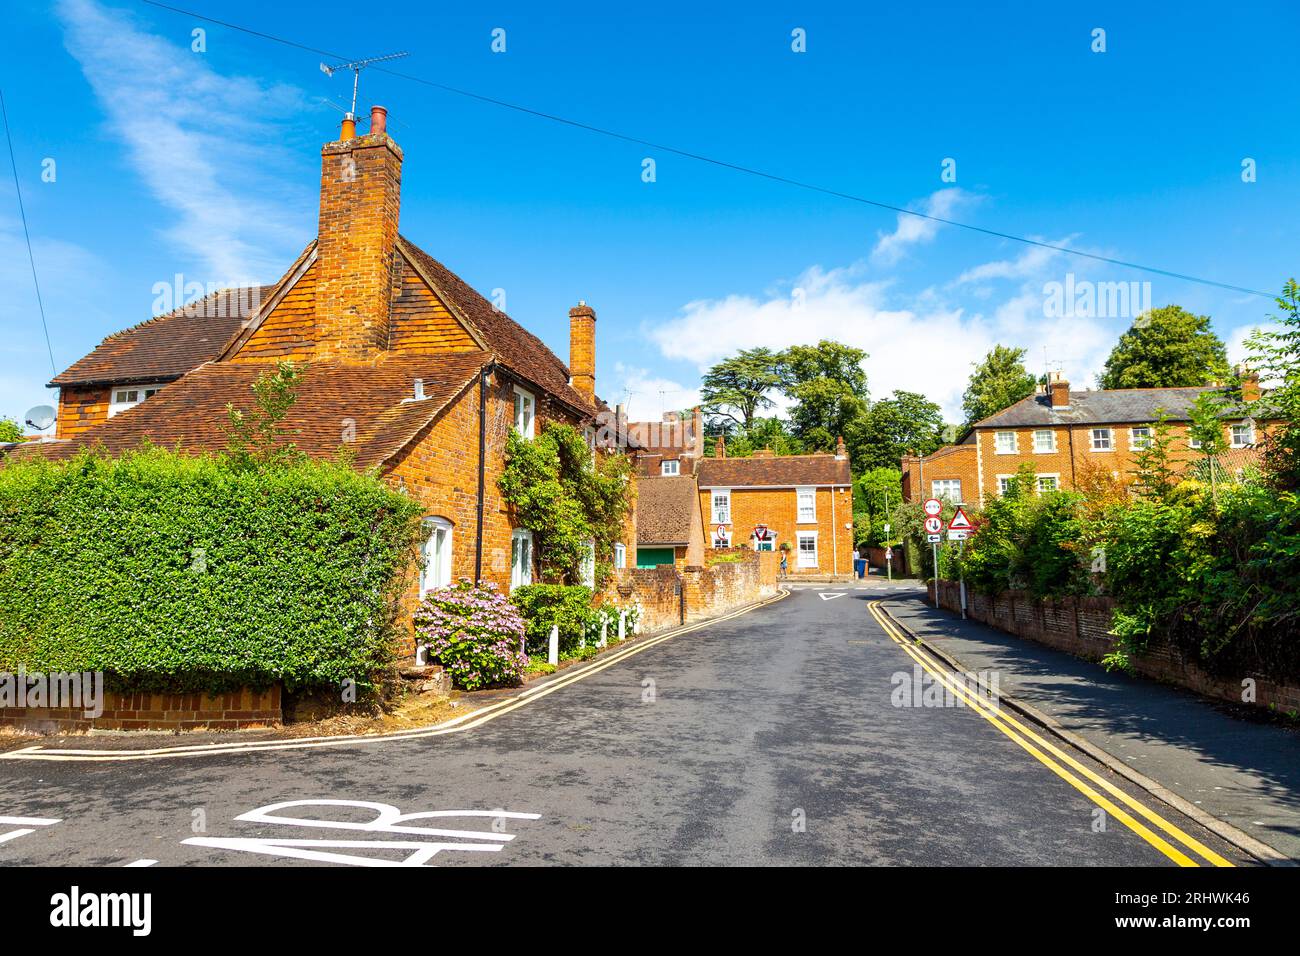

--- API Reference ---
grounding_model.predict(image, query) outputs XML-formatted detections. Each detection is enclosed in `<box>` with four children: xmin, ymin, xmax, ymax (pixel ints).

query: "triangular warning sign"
<box><xmin>948</xmin><ymin>507</ymin><xmax>973</xmax><ymax>531</ymax></box>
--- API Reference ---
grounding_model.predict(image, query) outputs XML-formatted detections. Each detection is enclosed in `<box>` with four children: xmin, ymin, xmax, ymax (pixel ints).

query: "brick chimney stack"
<box><xmin>569</xmin><ymin>301</ymin><xmax>596</xmax><ymax>399</ymax></box>
<box><xmin>314</xmin><ymin>111</ymin><xmax>403</xmax><ymax>360</ymax></box>
<box><xmin>1237</xmin><ymin>364</ymin><xmax>1262</xmax><ymax>402</ymax></box>
<box><xmin>1048</xmin><ymin>370</ymin><xmax>1070</xmax><ymax>408</ymax></box>
<box><xmin>715</xmin><ymin>435</ymin><xmax>726</xmax><ymax>459</ymax></box>
<box><xmin>835</xmin><ymin>435</ymin><xmax>847</xmax><ymax>459</ymax></box>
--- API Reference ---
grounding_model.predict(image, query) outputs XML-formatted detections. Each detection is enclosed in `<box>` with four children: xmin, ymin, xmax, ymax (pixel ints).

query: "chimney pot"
<box><xmin>340</xmin><ymin>113</ymin><xmax>356</xmax><ymax>140</ymax></box>
<box><xmin>370</xmin><ymin>105</ymin><xmax>387</xmax><ymax>136</ymax></box>
<box><xmin>1047</xmin><ymin>370</ymin><xmax>1070</xmax><ymax>408</ymax></box>
<box><xmin>413</xmin><ymin>378</ymin><xmax>425</xmax><ymax>401</ymax></box>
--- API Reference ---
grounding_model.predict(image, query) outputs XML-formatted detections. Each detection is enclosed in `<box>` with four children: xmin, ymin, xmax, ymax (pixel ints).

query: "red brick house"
<box><xmin>697</xmin><ymin>438</ymin><xmax>854</xmax><ymax>576</ymax></box>
<box><xmin>626</xmin><ymin>407</ymin><xmax>705</xmax><ymax>477</ymax></box>
<box><xmin>902</xmin><ymin>371</ymin><xmax>1279</xmax><ymax>507</ymax></box>
<box><xmin>18</xmin><ymin>108</ymin><xmax>625</xmax><ymax>609</ymax></box>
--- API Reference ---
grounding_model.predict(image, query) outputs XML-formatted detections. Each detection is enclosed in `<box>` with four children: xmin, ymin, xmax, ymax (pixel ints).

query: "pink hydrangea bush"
<box><xmin>413</xmin><ymin>580</ymin><xmax>529</xmax><ymax>690</ymax></box>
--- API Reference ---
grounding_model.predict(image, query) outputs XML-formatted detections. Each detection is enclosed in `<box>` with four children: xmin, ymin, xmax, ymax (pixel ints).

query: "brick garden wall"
<box><xmin>929</xmin><ymin>581</ymin><xmax>1300</xmax><ymax>715</ymax></box>
<box><xmin>610</xmin><ymin>548</ymin><xmax>778</xmax><ymax>635</ymax></box>
<box><xmin>0</xmin><ymin>686</ymin><xmax>282</xmax><ymax>735</ymax></box>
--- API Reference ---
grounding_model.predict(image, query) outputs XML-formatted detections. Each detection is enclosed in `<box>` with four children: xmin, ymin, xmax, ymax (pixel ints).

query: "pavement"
<box><xmin>886</xmin><ymin>593</ymin><xmax>1300</xmax><ymax>861</ymax></box>
<box><xmin>0</xmin><ymin>580</ymin><xmax>1259</xmax><ymax>866</ymax></box>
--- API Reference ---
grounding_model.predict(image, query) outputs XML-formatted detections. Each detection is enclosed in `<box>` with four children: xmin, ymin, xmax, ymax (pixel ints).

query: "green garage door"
<box><xmin>636</xmin><ymin>547</ymin><xmax>676</xmax><ymax>568</ymax></box>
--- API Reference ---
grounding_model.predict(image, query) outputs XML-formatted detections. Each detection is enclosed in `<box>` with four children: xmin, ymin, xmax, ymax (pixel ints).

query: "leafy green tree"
<box><xmin>854</xmin><ymin>466</ymin><xmax>903</xmax><ymax>547</ymax></box>
<box><xmin>224</xmin><ymin>360</ymin><xmax>305</xmax><ymax>469</ymax></box>
<box><xmin>700</xmin><ymin>347</ymin><xmax>782</xmax><ymax>431</ymax></box>
<box><xmin>960</xmin><ymin>346</ymin><xmax>1036</xmax><ymax>433</ymax></box>
<box><xmin>1187</xmin><ymin>392</ymin><xmax>1229</xmax><ymax>503</ymax></box>
<box><xmin>777</xmin><ymin>340</ymin><xmax>869</xmax><ymax>452</ymax></box>
<box><xmin>0</xmin><ymin>418</ymin><xmax>22</xmax><ymax>443</ymax></box>
<box><xmin>1247</xmin><ymin>279</ymin><xmax>1300</xmax><ymax>489</ymax></box>
<box><xmin>719</xmin><ymin>416</ymin><xmax>805</xmax><ymax>458</ymax></box>
<box><xmin>856</xmin><ymin>390</ymin><xmax>945</xmax><ymax>470</ymax></box>
<box><xmin>1099</xmin><ymin>305</ymin><xmax>1230</xmax><ymax>390</ymax></box>
<box><xmin>1130</xmin><ymin>411</ymin><xmax>1180</xmax><ymax>501</ymax></box>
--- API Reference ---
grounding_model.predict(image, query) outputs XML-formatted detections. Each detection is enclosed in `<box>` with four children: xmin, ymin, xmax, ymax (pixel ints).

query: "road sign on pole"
<box><xmin>947</xmin><ymin>529</ymin><xmax>968</xmax><ymax>541</ymax></box>
<box><xmin>926</xmin><ymin>533</ymin><xmax>941</xmax><ymax>543</ymax></box>
<box><xmin>924</xmin><ymin>516</ymin><xmax>943</xmax><ymax>535</ymax></box>
<box><xmin>923</xmin><ymin>498</ymin><xmax>942</xmax><ymax>517</ymax></box>
<box><xmin>948</xmin><ymin>507</ymin><xmax>973</xmax><ymax>531</ymax></box>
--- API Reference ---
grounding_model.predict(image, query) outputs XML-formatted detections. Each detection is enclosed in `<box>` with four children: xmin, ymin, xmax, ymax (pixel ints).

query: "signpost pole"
<box><xmin>958</xmin><ymin>540</ymin><xmax>968</xmax><ymax>620</ymax></box>
<box><xmin>932</xmin><ymin>540</ymin><xmax>940</xmax><ymax>608</ymax></box>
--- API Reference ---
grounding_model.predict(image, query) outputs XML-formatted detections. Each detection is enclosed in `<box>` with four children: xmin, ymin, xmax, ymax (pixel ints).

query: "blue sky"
<box><xmin>3</xmin><ymin>0</ymin><xmax>1298</xmax><ymax>427</ymax></box>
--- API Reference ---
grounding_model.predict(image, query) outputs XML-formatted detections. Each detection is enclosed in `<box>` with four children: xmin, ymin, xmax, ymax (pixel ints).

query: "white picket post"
<box><xmin>599</xmin><ymin>616</ymin><xmax>608</xmax><ymax>648</ymax></box>
<box><xmin>548</xmin><ymin>624</ymin><xmax>559</xmax><ymax>666</ymax></box>
<box><xmin>618</xmin><ymin>610</ymin><xmax>626</xmax><ymax>641</ymax></box>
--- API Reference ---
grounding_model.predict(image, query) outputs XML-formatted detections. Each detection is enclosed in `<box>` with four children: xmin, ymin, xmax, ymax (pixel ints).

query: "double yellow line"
<box><xmin>867</xmin><ymin>601</ymin><xmax>1232</xmax><ymax>868</ymax></box>
<box><xmin>1</xmin><ymin>591</ymin><xmax>789</xmax><ymax>763</ymax></box>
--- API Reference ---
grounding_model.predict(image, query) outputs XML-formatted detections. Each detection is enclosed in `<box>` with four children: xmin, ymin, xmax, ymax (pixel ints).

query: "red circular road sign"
<box><xmin>924</xmin><ymin>516</ymin><xmax>943</xmax><ymax>534</ymax></box>
<box><xmin>923</xmin><ymin>498</ymin><xmax>943</xmax><ymax>517</ymax></box>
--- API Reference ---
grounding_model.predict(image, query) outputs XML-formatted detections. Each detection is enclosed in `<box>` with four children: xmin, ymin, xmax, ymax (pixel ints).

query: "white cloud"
<box><xmin>647</xmin><ymin>248</ymin><xmax>1133</xmax><ymax>420</ymax></box>
<box><xmin>610</xmin><ymin>362</ymin><xmax>701</xmax><ymax>421</ymax></box>
<box><xmin>955</xmin><ymin>239</ymin><xmax>1072</xmax><ymax>285</ymax></box>
<box><xmin>55</xmin><ymin>0</ymin><xmax>311</xmax><ymax>284</ymax></box>
<box><xmin>871</xmin><ymin>188</ymin><xmax>974</xmax><ymax>266</ymax></box>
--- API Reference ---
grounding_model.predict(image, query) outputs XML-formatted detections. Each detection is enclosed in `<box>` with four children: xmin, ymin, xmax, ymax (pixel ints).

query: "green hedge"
<box><xmin>511</xmin><ymin>584</ymin><xmax>594</xmax><ymax>655</ymax></box>
<box><xmin>0</xmin><ymin>448</ymin><xmax>422</xmax><ymax>693</ymax></box>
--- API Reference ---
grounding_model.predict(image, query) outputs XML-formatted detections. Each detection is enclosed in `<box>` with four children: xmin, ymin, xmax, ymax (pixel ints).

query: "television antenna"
<box><xmin>319</xmin><ymin>51</ymin><xmax>408</xmax><ymax>119</ymax></box>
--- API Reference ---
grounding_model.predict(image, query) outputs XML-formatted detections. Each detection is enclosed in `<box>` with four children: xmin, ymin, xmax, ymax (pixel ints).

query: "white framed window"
<box><xmin>660</xmin><ymin>459</ymin><xmax>680</xmax><ymax>476</ymax></box>
<box><xmin>711</xmin><ymin>489</ymin><xmax>731</xmax><ymax>525</ymax></box>
<box><xmin>108</xmin><ymin>383</ymin><xmax>165</xmax><ymax>418</ymax></box>
<box><xmin>796</xmin><ymin>532</ymin><xmax>818</xmax><ymax>569</ymax></box>
<box><xmin>796</xmin><ymin>486</ymin><xmax>816</xmax><ymax>523</ymax></box>
<box><xmin>1129</xmin><ymin>426</ymin><xmax>1153</xmax><ymax>450</ymax></box>
<box><xmin>1036</xmin><ymin>474</ymin><xmax>1059</xmax><ymax>493</ymax></box>
<box><xmin>512</xmin><ymin>386</ymin><xmax>535</xmax><ymax>438</ymax></box>
<box><xmin>997</xmin><ymin>475</ymin><xmax>1014</xmax><ymax>496</ymax></box>
<box><xmin>994</xmin><ymin>431</ymin><xmax>1017</xmax><ymax>454</ymax></box>
<box><xmin>1033</xmin><ymin>430</ymin><xmax>1056</xmax><ymax>453</ymax></box>
<box><xmin>580</xmin><ymin>540</ymin><xmax>596</xmax><ymax>587</ymax></box>
<box><xmin>1091</xmin><ymin>428</ymin><xmax>1113</xmax><ymax>451</ymax></box>
<box><xmin>931</xmin><ymin>479</ymin><xmax>962</xmax><ymax>503</ymax></box>
<box><xmin>712</xmin><ymin>528</ymin><xmax>731</xmax><ymax>548</ymax></box>
<box><xmin>510</xmin><ymin>529</ymin><xmax>533</xmax><ymax>590</ymax></box>
<box><xmin>419</xmin><ymin>517</ymin><xmax>454</xmax><ymax>595</ymax></box>
<box><xmin>613</xmin><ymin>542</ymin><xmax>627</xmax><ymax>569</ymax></box>
<box><xmin>1231</xmin><ymin>422</ymin><xmax>1255</xmax><ymax>448</ymax></box>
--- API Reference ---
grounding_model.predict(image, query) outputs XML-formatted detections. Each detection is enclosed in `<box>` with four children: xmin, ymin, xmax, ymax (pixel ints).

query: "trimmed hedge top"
<box><xmin>0</xmin><ymin>448</ymin><xmax>422</xmax><ymax>692</ymax></box>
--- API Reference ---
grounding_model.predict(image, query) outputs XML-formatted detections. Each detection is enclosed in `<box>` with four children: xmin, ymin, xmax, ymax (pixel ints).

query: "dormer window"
<box><xmin>108</xmin><ymin>384</ymin><xmax>165</xmax><ymax>418</ymax></box>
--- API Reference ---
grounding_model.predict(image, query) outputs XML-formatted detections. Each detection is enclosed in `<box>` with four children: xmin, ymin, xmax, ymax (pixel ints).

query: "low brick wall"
<box><xmin>929</xmin><ymin>581</ymin><xmax>1300</xmax><ymax>714</ymax></box>
<box><xmin>0</xmin><ymin>686</ymin><xmax>282</xmax><ymax>734</ymax></box>
<box><xmin>610</xmin><ymin>549</ymin><xmax>778</xmax><ymax>635</ymax></box>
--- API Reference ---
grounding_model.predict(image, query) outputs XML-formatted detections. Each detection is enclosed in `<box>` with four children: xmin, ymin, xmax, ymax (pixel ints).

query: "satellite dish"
<box><xmin>24</xmin><ymin>405</ymin><xmax>55</xmax><ymax>431</ymax></box>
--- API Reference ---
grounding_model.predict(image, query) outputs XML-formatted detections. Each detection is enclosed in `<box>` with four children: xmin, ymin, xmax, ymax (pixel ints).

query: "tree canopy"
<box><xmin>961</xmin><ymin>345</ymin><xmax>1037</xmax><ymax>432</ymax></box>
<box><xmin>1099</xmin><ymin>305</ymin><xmax>1230</xmax><ymax>390</ymax></box>
<box><xmin>699</xmin><ymin>347</ymin><xmax>781</xmax><ymax>430</ymax></box>
<box><xmin>855</xmin><ymin>390</ymin><xmax>945</xmax><ymax>470</ymax></box>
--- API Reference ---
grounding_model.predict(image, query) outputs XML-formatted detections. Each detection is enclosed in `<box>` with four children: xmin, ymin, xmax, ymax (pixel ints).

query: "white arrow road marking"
<box><xmin>819</xmin><ymin>592</ymin><xmax>847</xmax><ymax>601</ymax></box>
<box><xmin>0</xmin><ymin>829</ymin><xmax>36</xmax><ymax>845</ymax></box>
<box><xmin>0</xmin><ymin>814</ymin><xmax>61</xmax><ymax>847</ymax></box>
<box><xmin>124</xmin><ymin>859</ymin><xmax>157</xmax><ymax>867</ymax></box>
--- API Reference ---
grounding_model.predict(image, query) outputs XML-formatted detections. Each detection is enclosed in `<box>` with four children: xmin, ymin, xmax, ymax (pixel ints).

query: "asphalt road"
<box><xmin>0</xmin><ymin>583</ymin><xmax>1249</xmax><ymax>867</ymax></box>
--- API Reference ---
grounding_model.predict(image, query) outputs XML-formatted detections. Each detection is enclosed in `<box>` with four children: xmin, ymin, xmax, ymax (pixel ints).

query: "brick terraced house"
<box><xmin>626</xmin><ymin>407</ymin><xmax>705</xmax><ymax>477</ymax></box>
<box><xmin>15</xmin><ymin>108</ymin><xmax>627</xmax><ymax>622</ymax></box>
<box><xmin>902</xmin><ymin>370</ymin><xmax>1279</xmax><ymax>507</ymax></box>
<box><xmin>697</xmin><ymin>437</ymin><xmax>854</xmax><ymax>576</ymax></box>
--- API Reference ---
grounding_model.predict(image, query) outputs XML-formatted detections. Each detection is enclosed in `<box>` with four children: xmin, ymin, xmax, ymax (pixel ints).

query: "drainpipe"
<box><xmin>475</xmin><ymin>362</ymin><xmax>493</xmax><ymax>583</ymax></box>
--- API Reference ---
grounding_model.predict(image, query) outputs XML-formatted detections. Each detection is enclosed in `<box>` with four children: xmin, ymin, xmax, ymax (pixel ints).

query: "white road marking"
<box><xmin>182</xmin><ymin>799</ymin><xmax>542</xmax><ymax>867</ymax></box>
<box><xmin>819</xmin><ymin>592</ymin><xmax>847</xmax><ymax>601</ymax></box>
<box><xmin>0</xmin><ymin>829</ymin><xmax>36</xmax><ymax>845</ymax></box>
<box><xmin>0</xmin><ymin>815</ymin><xmax>61</xmax><ymax>826</ymax></box>
<box><xmin>124</xmin><ymin>859</ymin><xmax>158</xmax><ymax>867</ymax></box>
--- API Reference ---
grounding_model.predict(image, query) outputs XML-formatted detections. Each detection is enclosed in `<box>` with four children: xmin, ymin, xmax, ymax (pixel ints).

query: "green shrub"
<box><xmin>511</xmin><ymin>584</ymin><xmax>595</xmax><ymax>655</ymax></box>
<box><xmin>413</xmin><ymin>581</ymin><xmax>528</xmax><ymax>690</ymax></box>
<box><xmin>0</xmin><ymin>448</ymin><xmax>422</xmax><ymax>693</ymax></box>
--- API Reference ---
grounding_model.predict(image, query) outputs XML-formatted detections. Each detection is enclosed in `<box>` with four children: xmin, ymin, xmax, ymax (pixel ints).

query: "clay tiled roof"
<box><xmin>20</xmin><ymin>352</ymin><xmax>490</xmax><ymax>469</ymax></box>
<box><xmin>50</xmin><ymin>286</ymin><xmax>277</xmax><ymax>387</ymax></box>
<box><xmin>974</xmin><ymin>387</ymin><xmax>1278</xmax><ymax>428</ymax></box>
<box><xmin>696</xmin><ymin>454</ymin><xmax>851</xmax><ymax>488</ymax></box>
<box><xmin>400</xmin><ymin>238</ymin><xmax>597</xmax><ymax>418</ymax></box>
<box><xmin>636</xmin><ymin>476</ymin><xmax>699</xmax><ymax>545</ymax></box>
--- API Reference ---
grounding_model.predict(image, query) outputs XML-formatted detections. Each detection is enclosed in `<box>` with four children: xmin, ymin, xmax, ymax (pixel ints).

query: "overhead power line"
<box><xmin>1</xmin><ymin>89</ymin><xmax>57</xmax><ymax>376</ymax></box>
<box><xmin>138</xmin><ymin>0</ymin><xmax>1276</xmax><ymax>300</ymax></box>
